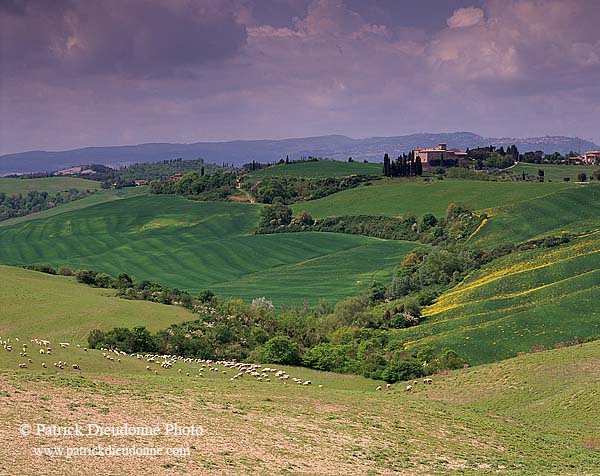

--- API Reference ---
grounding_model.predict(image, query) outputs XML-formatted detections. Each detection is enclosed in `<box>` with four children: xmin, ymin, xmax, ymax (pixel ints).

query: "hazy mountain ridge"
<box><xmin>1</xmin><ymin>132</ymin><xmax>597</xmax><ymax>175</ymax></box>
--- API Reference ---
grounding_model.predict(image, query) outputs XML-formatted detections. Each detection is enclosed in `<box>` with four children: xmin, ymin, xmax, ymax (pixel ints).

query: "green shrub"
<box><xmin>261</xmin><ymin>336</ymin><xmax>299</xmax><ymax>365</ymax></box>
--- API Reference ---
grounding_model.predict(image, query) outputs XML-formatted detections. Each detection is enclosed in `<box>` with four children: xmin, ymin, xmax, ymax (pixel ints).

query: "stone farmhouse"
<box><xmin>413</xmin><ymin>143</ymin><xmax>467</xmax><ymax>166</ymax></box>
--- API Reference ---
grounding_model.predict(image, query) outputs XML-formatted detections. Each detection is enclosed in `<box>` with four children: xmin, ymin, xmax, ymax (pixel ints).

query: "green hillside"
<box><xmin>0</xmin><ymin>195</ymin><xmax>417</xmax><ymax>305</ymax></box>
<box><xmin>398</xmin><ymin>230</ymin><xmax>600</xmax><ymax>364</ymax></box>
<box><xmin>294</xmin><ymin>179</ymin><xmax>571</xmax><ymax>217</ymax></box>
<box><xmin>0</xmin><ymin>187</ymin><xmax>147</xmax><ymax>227</ymax></box>
<box><xmin>0</xmin><ymin>265</ymin><xmax>194</xmax><ymax>343</ymax></box>
<box><xmin>511</xmin><ymin>162</ymin><xmax>598</xmax><ymax>182</ymax></box>
<box><xmin>472</xmin><ymin>184</ymin><xmax>600</xmax><ymax>245</ymax></box>
<box><xmin>1</xmin><ymin>236</ymin><xmax>598</xmax><ymax>475</ymax></box>
<box><xmin>0</xmin><ymin>176</ymin><xmax>100</xmax><ymax>194</ymax></box>
<box><xmin>1</xmin><ymin>313</ymin><xmax>598</xmax><ymax>475</ymax></box>
<box><xmin>247</xmin><ymin>159</ymin><xmax>382</xmax><ymax>180</ymax></box>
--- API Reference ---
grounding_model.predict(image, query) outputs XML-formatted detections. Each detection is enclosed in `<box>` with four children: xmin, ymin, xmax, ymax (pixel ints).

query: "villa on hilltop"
<box><xmin>413</xmin><ymin>143</ymin><xmax>467</xmax><ymax>166</ymax></box>
<box><xmin>569</xmin><ymin>150</ymin><xmax>600</xmax><ymax>165</ymax></box>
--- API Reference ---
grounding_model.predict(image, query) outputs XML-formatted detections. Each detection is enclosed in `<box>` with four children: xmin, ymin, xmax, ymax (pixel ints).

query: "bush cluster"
<box><xmin>257</xmin><ymin>202</ymin><xmax>484</xmax><ymax>245</ymax></box>
<box><xmin>249</xmin><ymin>175</ymin><xmax>376</xmax><ymax>204</ymax></box>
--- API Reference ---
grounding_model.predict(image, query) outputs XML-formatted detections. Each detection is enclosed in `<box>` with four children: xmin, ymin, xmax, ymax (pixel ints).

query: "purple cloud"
<box><xmin>1</xmin><ymin>0</ymin><xmax>599</xmax><ymax>155</ymax></box>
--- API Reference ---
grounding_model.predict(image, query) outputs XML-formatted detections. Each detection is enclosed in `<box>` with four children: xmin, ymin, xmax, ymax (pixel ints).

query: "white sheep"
<box><xmin>405</xmin><ymin>385</ymin><xmax>413</xmax><ymax>392</ymax></box>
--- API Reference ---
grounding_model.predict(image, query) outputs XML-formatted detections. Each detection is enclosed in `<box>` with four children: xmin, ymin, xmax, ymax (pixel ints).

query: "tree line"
<box><xmin>383</xmin><ymin>152</ymin><xmax>423</xmax><ymax>177</ymax></box>
<box><xmin>0</xmin><ymin>189</ymin><xmax>93</xmax><ymax>222</ymax></box>
<box><xmin>257</xmin><ymin>201</ymin><xmax>483</xmax><ymax>246</ymax></box>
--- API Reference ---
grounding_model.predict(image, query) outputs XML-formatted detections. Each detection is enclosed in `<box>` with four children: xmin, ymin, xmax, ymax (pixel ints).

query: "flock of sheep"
<box><xmin>1</xmin><ymin>336</ymin><xmax>322</xmax><ymax>389</ymax></box>
<box><xmin>374</xmin><ymin>377</ymin><xmax>434</xmax><ymax>393</ymax></box>
<box><xmin>2</xmin><ymin>335</ymin><xmax>433</xmax><ymax>392</ymax></box>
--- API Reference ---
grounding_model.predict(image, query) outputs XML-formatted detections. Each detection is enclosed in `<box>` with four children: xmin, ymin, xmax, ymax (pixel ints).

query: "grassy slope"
<box><xmin>398</xmin><ymin>230</ymin><xmax>600</xmax><ymax>364</ymax></box>
<box><xmin>511</xmin><ymin>162</ymin><xmax>599</xmax><ymax>182</ymax></box>
<box><xmin>472</xmin><ymin>184</ymin><xmax>600</xmax><ymax>245</ymax></box>
<box><xmin>0</xmin><ymin>195</ymin><xmax>417</xmax><ymax>305</ymax></box>
<box><xmin>0</xmin><ymin>177</ymin><xmax>100</xmax><ymax>194</ymax></box>
<box><xmin>246</xmin><ymin>159</ymin><xmax>382</xmax><ymax>181</ymax></box>
<box><xmin>0</xmin><ymin>330</ymin><xmax>598</xmax><ymax>475</ymax></box>
<box><xmin>0</xmin><ymin>265</ymin><xmax>194</xmax><ymax>344</ymax></box>
<box><xmin>294</xmin><ymin>179</ymin><xmax>572</xmax><ymax>217</ymax></box>
<box><xmin>0</xmin><ymin>187</ymin><xmax>147</xmax><ymax>227</ymax></box>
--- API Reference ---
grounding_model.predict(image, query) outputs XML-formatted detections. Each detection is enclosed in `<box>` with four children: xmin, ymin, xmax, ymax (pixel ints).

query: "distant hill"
<box><xmin>1</xmin><ymin>132</ymin><xmax>597</xmax><ymax>175</ymax></box>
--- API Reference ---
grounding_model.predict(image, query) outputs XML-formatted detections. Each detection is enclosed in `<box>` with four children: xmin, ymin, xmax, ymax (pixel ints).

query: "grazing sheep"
<box><xmin>42</xmin><ymin>362</ymin><xmax>47</xmax><ymax>368</ymax></box>
<box><xmin>376</xmin><ymin>386</ymin><xmax>382</xmax><ymax>391</ymax></box>
<box><xmin>386</xmin><ymin>384</ymin><xmax>391</xmax><ymax>389</ymax></box>
<box><xmin>39</xmin><ymin>349</ymin><xmax>45</xmax><ymax>355</ymax></box>
<box><xmin>423</xmin><ymin>378</ymin><xmax>433</xmax><ymax>385</ymax></box>
<box><xmin>72</xmin><ymin>364</ymin><xmax>80</xmax><ymax>370</ymax></box>
<box><xmin>18</xmin><ymin>363</ymin><xmax>27</xmax><ymax>369</ymax></box>
<box><xmin>146</xmin><ymin>366</ymin><xmax>151</xmax><ymax>371</ymax></box>
<box><xmin>405</xmin><ymin>385</ymin><xmax>413</xmax><ymax>392</ymax></box>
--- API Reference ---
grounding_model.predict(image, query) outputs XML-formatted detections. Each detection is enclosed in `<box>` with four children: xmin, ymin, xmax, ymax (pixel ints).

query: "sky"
<box><xmin>1</xmin><ymin>0</ymin><xmax>599</xmax><ymax>155</ymax></box>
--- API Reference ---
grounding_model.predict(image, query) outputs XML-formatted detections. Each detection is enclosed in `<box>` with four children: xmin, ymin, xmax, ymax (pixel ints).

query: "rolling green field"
<box><xmin>247</xmin><ymin>159</ymin><xmax>382</xmax><ymax>180</ymax></box>
<box><xmin>472</xmin><ymin>184</ymin><xmax>600</xmax><ymax>245</ymax></box>
<box><xmin>1</xmin><ymin>302</ymin><xmax>598</xmax><ymax>475</ymax></box>
<box><xmin>0</xmin><ymin>195</ymin><xmax>418</xmax><ymax>305</ymax></box>
<box><xmin>294</xmin><ymin>179</ymin><xmax>572</xmax><ymax>218</ymax></box>
<box><xmin>399</xmin><ymin>230</ymin><xmax>600</xmax><ymax>364</ymax></box>
<box><xmin>0</xmin><ymin>176</ymin><xmax>100</xmax><ymax>194</ymax></box>
<box><xmin>0</xmin><ymin>265</ymin><xmax>195</xmax><ymax>344</ymax></box>
<box><xmin>511</xmin><ymin>162</ymin><xmax>599</xmax><ymax>182</ymax></box>
<box><xmin>0</xmin><ymin>187</ymin><xmax>147</xmax><ymax>227</ymax></box>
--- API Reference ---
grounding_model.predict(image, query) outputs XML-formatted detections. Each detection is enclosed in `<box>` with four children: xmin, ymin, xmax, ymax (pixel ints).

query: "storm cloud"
<box><xmin>1</xmin><ymin>0</ymin><xmax>599</xmax><ymax>154</ymax></box>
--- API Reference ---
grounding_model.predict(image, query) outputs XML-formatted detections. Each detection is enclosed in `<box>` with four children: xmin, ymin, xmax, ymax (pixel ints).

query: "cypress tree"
<box><xmin>415</xmin><ymin>157</ymin><xmax>423</xmax><ymax>176</ymax></box>
<box><xmin>383</xmin><ymin>153</ymin><xmax>391</xmax><ymax>177</ymax></box>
